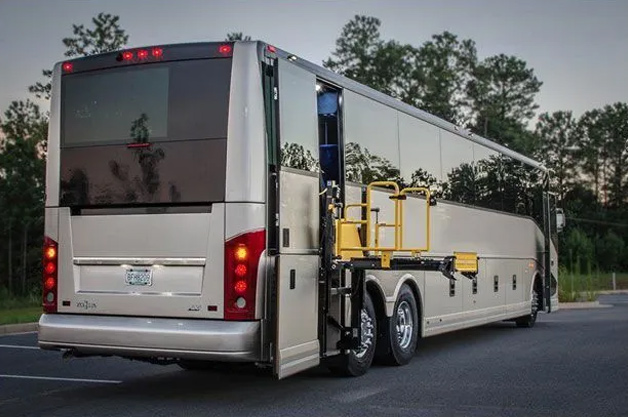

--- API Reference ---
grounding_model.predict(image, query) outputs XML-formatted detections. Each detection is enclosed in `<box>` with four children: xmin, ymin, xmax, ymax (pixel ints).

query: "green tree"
<box><xmin>535</xmin><ymin>111</ymin><xmax>578</xmax><ymax>202</ymax></box>
<box><xmin>596</xmin><ymin>231</ymin><xmax>625</xmax><ymax>272</ymax></box>
<box><xmin>225</xmin><ymin>32</ymin><xmax>252</xmax><ymax>41</ymax></box>
<box><xmin>29</xmin><ymin>12</ymin><xmax>129</xmax><ymax>100</ymax></box>
<box><xmin>324</xmin><ymin>15</ymin><xmax>412</xmax><ymax>99</ymax></box>
<box><xmin>467</xmin><ymin>54</ymin><xmax>542</xmax><ymax>151</ymax></box>
<box><xmin>0</xmin><ymin>101</ymin><xmax>47</xmax><ymax>294</ymax></box>
<box><xmin>404</xmin><ymin>31</ymin><xmax>477</xmax><ymax>124</ymax></box>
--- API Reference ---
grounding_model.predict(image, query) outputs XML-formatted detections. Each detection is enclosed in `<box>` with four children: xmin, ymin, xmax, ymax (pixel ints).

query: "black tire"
<box><xmin>329</xmin><ymin>292</ymin><xmax>377</xmax><ymax>377</ymax></box>
<box><xmin>516</xmin><ymin>286</ymin><xmax>540</xmax><ymax>328</ymax></box>
<box><xmin>376</xmin><ymin>284</ymin><xmax>419</xmax><ymax>366</ymax></box>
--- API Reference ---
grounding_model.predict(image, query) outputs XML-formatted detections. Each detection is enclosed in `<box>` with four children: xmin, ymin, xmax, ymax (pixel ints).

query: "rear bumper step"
<box><xmin>38</xmin><ymin>314</ymin><xmax>261</xmax><ymax>362</ymax></box>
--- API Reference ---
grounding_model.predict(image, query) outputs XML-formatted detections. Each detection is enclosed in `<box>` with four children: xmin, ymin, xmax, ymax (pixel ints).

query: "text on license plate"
<box><xmin>125</xmin><ymin>268</ymin><xmax>153</xmax><ymax>286</ymax></box>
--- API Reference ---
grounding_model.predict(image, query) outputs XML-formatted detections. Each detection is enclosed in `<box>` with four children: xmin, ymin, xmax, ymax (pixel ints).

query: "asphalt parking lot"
<box><xmin>1</xmin><ymin>294</ymin><xmax>627</xmax><ymax>417</ymax></box>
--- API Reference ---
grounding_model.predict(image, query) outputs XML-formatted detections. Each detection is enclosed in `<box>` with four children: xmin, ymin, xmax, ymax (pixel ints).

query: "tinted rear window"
<box><xmin>62</xmin><ymin>58</ymin><xmax>231</xmax><ymax>146</ymax></box>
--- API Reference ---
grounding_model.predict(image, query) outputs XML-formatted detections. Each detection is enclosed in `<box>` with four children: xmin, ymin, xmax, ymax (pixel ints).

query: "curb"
<box><xmin>559</xmin><ymin>301</ymin><xmax>612</xmax><ymax>310</ymax></box>
<box><xmin>0</xmin><ymin>322</ymin><xmax>38</xmax><ymax>335</ymax></box>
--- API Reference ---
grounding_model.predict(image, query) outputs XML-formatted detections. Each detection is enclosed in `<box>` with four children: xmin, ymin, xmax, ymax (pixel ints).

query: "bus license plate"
<box><xmin>125</xmin><ymin>268</ymin><xmax>153</xmax><ymax>286</ymax></box>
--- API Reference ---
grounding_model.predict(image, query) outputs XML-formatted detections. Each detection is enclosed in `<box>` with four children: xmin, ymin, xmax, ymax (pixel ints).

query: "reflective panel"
<box><xmin>278</xmin><ymin>59</ymin><xmax>319</xmax><ymax>172</ymax></box>
<box><xmin>440</xmin><ymin>130</ymin><xmax>474</xmax><ymax>204</ymax></box>
<box><xmin>398</xmin><ymin>112</ymin><xmax>442</xmax><ymax>194</ymax></box>
<box><xmin>343</xmin><ymin>91</ymin><xmax>400</xmax><ymax>184</ymax></box>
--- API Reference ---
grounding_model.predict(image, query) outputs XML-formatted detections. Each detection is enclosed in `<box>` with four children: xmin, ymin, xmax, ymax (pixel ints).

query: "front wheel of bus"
<box><xmin>329</xmin><ymin>292</ymin><xmax>377</xmax><ymax>377</ymax></box>
<box><xmin>378</xmin><ymin>284</ymin><xmax>419</xmax><ymax>366</ymax></box>
<box><xmin>516</xmin><ymin>287</ymin><xmax>540</xmax><ymax>328</ymax></box>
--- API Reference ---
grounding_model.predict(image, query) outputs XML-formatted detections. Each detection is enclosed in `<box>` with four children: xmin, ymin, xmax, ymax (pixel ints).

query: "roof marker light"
<box><xmin>151</xmin><ymin>48</ymin><xmax>163</xmax><ymax>58</ymax></box>
<box><xmin>122</xmin><ymin>51</ymin><xmax>134</xmax><ymax>61</ymax></box>
<box><xmin>267</xmin><ymin>45</ymin><xmax>277</xmax><ymax>53</ymax></box>
<box><xmin>218</xmin><ymin>44</ymin><xmax>232</xmax><ymax>55</ymax></box>
<box><xmin>62</xmin><ymin>62</ymin><xmax>73</xmax><ymax>73</ymax></box>
<box><xmin>137</xmin><ymin>49</ymin><xmax>148</xmax><ymax>60</ymax></box>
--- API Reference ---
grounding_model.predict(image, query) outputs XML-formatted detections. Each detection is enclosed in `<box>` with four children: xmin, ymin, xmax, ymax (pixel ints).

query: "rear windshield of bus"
<box><xmin>59</xmin><ymin>58</ymin><xmax>232</xmax><ymax>207</ymax></box>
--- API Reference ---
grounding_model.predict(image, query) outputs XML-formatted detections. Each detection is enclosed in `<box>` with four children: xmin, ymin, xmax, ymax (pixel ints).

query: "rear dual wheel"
<box><xmin>377</xmin><ymin>284</ymin><xmax>419</xmax><ymax>366</ymax></box>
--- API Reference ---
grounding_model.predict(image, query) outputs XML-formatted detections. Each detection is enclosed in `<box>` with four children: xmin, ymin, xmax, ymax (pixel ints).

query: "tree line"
<box><xmin>0</xmin><ymin>13</ymin><xmax>626</xmax><ymax>297</ymax></box>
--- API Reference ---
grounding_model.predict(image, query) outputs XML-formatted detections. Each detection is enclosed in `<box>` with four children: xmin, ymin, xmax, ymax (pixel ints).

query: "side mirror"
<box><xmin>556</xmin><ymin>208</ymin><xmax>566</xmax><ymax>232</ymax></box>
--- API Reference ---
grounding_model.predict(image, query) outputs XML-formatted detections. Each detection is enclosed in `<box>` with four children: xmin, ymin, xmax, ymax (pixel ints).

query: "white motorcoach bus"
<box><xmin>39</xmin><ymin>41</ymin><xmax>560</xmax><ymax>378</ymax></box>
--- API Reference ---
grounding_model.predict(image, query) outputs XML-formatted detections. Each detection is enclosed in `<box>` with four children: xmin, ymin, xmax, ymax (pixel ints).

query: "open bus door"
<box><xmin>265</xmin><ymin>54</ymin><xmax>321</xmax><ymax>379</ymax></box>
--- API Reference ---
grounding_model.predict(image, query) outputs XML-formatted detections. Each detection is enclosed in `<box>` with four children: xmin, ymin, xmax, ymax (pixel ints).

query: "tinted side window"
<box><xmin>278</xmin><ymin>59</ymin><xmax>319</xmax><ymax>172</ymax></box>
<box><xmin>344</xmin><ymin>91</ymin><xmax>400</xmax><ymax>184</ymax></box>
<box><xmin>398</xmin><ymin>113</ymin><xmax>442</xmax><ymax>195</ymax></box>
<box><xmin>440</xmin><ymin>130</ymin><xmax>474</xmax><ymax>205</ymax></box>
<box><xmin>474</xmin><ymin>144</ymin><xmax>501</xmax><ymax>211</ymax></box>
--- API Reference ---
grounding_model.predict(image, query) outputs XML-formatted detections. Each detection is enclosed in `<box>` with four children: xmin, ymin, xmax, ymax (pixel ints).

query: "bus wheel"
<box><xmin>516</xmin><ymin>287</ymin><xmax>540</xmax><ymax>328</ymax></box>
<box><xmin>329</xmin><ymin>292</ymin><xmax>377</xmax><ymax>377</ymax></box>
<box><xmin>377</xmin><ymin>284</ymin><xmax>419</xmax><ymax>366</ymax></box>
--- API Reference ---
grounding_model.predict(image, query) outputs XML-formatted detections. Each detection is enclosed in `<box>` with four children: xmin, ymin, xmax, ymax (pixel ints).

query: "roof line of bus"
<box><xmin>252</xmin><ymin>40</ymin><xmax>546</xmax><ymax>172</ymax></box>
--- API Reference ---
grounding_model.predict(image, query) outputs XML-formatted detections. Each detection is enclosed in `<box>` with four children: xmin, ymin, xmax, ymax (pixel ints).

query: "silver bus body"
<box><xmin>39</xmin><ymin>41</ymin><xmax>559</xmax><ymax>378</ymax></box>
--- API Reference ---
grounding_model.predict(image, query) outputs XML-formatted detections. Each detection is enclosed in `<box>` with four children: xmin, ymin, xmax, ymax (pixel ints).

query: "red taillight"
<box><xmin>218</xmin><ymin>44</ymin><xmax>232</xmax><ymax>55</ymax></box>
<box><xmin>62</xmin><ymin>62</ymin><xmax>73</xmax><ymax>73</ymax></box>
<box><xmin>224</xmin><ymin>230</ymin><xmax>265</xmax><ymax>320</ymax></box>
<box><xmin>137</xmin><ymin>49</ymin><xmax>148</xmax><ymax>60</ymax></box>
<box><xmin>42</xmin><ymin>237</ymin><xmax>58</xmax><ymax>314</ymax></box>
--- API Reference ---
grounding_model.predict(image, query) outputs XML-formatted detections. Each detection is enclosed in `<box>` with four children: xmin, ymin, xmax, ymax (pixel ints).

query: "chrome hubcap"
<box><xmin>355</xmin><ymin>309</ymin><xmax>374</xmax><ymax>358</ymax></box>
<box><xmin>395</xmin><ymin>300</ymin><xmax>414</xmax><ymax>350</ymax></box>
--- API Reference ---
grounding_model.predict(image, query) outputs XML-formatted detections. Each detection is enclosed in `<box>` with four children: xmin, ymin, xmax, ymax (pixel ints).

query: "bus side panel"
<box><xmin>225</xmin><ymin>42</ymin><xmax>266</xmax><ymax>204</ymax></box>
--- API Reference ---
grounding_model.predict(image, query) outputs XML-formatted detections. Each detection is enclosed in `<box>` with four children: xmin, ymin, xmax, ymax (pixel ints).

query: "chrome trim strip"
<box><xmin>75</xmin><ymin>290</ymin><xmax>201</xmax><ymax>296</ymax></box>
<box><xmin>73</xmin><ymin>257</ymin><xmax>206</xmax><ymax>266</ymax></box>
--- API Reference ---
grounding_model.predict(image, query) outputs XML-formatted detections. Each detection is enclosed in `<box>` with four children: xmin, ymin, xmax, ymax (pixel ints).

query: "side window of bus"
<box><xmin>343</xmin><ymin>91</ymin><xmax>400</xmax><ymax>184</ymax></box>
<box><xmin>440</xmin><ymin>130</ymin><xmax>474</xmax><ymax>205</ymax></box>
<box><xmin>473</xmin><ymin>144</ymin><xmax>501</xmax><ymax>211</ymax></box>
<box><xmin>277</xmin><ymin>59</ymin><xmax>319</xmax><ymax>172</ymax></box>
<box><xmin>398</xmin><ymin>112</ymin><xmax>442</xmax><ymax>195</ymax></box>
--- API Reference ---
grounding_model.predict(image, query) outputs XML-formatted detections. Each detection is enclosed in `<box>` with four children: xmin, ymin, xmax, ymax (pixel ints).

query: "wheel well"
<box><xmin>403</xmin><ymin>279</ymin><xmax>423</xmax><ymax>322</ymax></box>
<box><xmin>366</xmin><ymin>280</ymin><xmax>386</xmax><ymax>322</ymax></box>
<box><xmin>533</xmin><ymin>274</ymin><xmax>543</xmax><ymax>295</ymax></box>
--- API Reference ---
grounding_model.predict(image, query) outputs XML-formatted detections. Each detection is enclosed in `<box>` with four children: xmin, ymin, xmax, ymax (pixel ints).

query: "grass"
<box><xmin>558</xmin><ymin>258</ymin><xmax>628</xmax><ymax>302</ymax></box>
<box><xmin>0</xmin><ymin>286</ymin><xmax>41</xmax><ymax>325</ymax></box>
<box><xmin>0</xmin><ymin>306</ymin><xmax>41</xmax><ymax>325</ymax></box>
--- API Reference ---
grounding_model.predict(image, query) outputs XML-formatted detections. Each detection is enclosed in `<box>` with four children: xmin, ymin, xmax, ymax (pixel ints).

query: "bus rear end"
<box><xmin>38</xmin><ymin>42</ymin><xmax>269</xmax><ymax>363</ymax></box>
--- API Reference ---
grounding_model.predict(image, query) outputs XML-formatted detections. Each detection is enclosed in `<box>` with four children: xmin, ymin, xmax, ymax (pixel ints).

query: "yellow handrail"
<box><xmin>335</xmin><ymin>181</ymin><xmax>432</xmax><ymax>264</ymax></box>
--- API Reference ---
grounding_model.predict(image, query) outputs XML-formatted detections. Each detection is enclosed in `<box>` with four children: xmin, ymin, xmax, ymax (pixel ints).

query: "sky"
<box><xmin>0</xmin><ymin>0</ymin><xmax>627</xmax><ymax>121</ymax></box>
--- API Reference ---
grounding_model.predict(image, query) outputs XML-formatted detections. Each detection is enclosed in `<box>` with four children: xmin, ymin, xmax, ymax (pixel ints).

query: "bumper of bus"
<box><xmin>38</xmin><ymin>314</ymin><xmax>261</xmax><ymax>362</ymax></box>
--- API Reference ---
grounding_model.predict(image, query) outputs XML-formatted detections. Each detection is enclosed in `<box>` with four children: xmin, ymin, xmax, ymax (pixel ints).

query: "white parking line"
<box><xmin>0</xmin><ymin>344</ymin><xmax>39</xmax><ymax>350</ymax></box>
<box><xmin>0</xmin><ymin>374</ymin><xmax>122</xmax><ymax>384</ymax></box>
